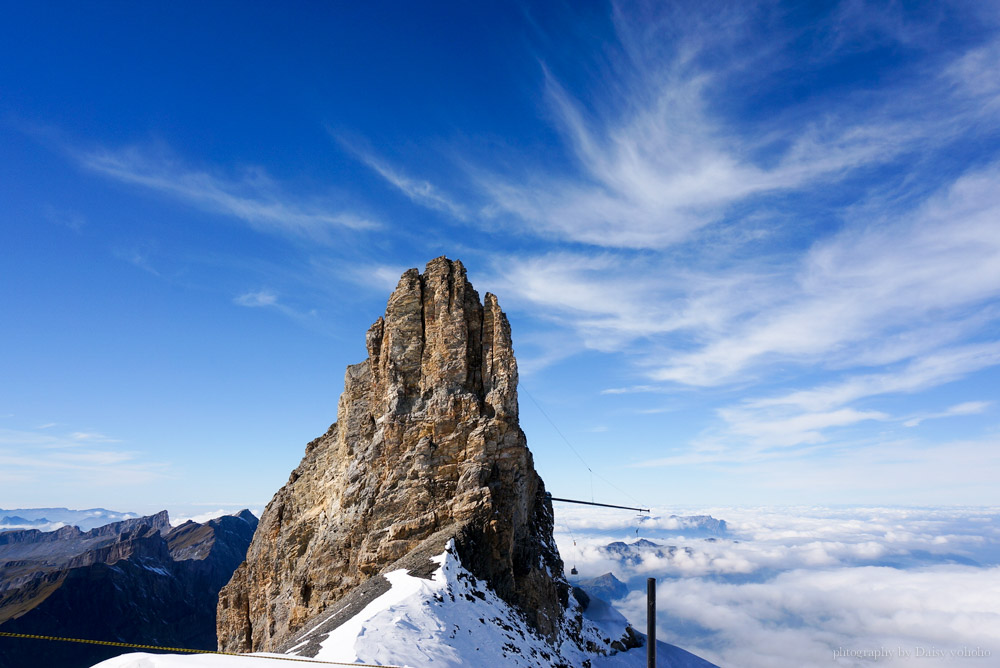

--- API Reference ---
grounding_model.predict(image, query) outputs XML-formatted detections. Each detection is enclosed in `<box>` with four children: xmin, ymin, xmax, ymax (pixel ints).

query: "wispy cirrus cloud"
<box><xmin>460</xmin><ymin>5</ymin><xmax>1000</xmax><ymax>477</ymax></box>
<box><xmin>601</xmin><ymin>385</ymin><xmax>662</xmax><ymax>396</ymax></box>
<box><xmin>112</xmin><ymin>246</ymin><xmax>161</xmax><ymax>276</ymax></box>
<box><xmin>678</xmin><ymin>342</ymin><xmax>1000</xmax><ymax>458</ymax></box>
<box><xmin>342</xmin><ymin>3</ymin><xmax>1000</xmax><ymax>415</ymax></box>
<box><xmin>77</xmin><ymin>145</ymin><xmax>378</xmax><ymax>239</ymax></box>
<box><xmin>716</xmin><ymin>407</ymin><xmax>890</xmax><ymax>449</ymax></box>
<box><xmin>904</xmin><ymin>401</ymin><xmax>992</xmax><ymax>428</ymax></box>
<box><xmin>632</xmin><ymin>435</ymin><xmax>1000</xmax><ymax>507</ymax></box>
<box><xmin>483</xmin><ymin>251</ymin><xmax>772</xmax><ymax>356</ymax></box>
<box><xmin>42</xmin><ymin>204</ymin><xmax>86</xmax><ymax>232</ymax></box>
<box><xmin>749</xmin><ymin>344</ymin><xmax>1000</xmax><ymax>414</ymax></box>
<box><xmin>0</xmin><ymin>427</ymin><xmax>166</xmax><ymax>488</ymax></box>
<box><xmin>336</xmin><ymin>136</ymin><xmax>470</xmax><ymax>221</ymax></box>
<box><xmin>487</xmin><ymin>158</ymin><xmax>1000</xmax><ymax>417</ymax></box>
<box><xmin>478</xmin><ymin>72</ymin><xmax>911</xmax><ymax>250</ymax></box>
<box><xmin>234</xmin><ymin>289</ymin><xmax>279</xmax><ymax>308</ymax></box>
<box><xmin>652</xmin><ymin>164</ymin><xmax>1000</xmax><ymax>386</ymax></box>
<box><xmin>233</xmin><ymin>288</ymin><xmax>316</xmax><ymax>320</ymax></box>
<box><xmin>69</xmin><ymin>431</ymin><xmax>120</xmax><ymax>443</ymax></box>
<box><xmin>351</xmin><ymin>4</ymin><xmax>1000</xmax><ymax>253</ymax></box>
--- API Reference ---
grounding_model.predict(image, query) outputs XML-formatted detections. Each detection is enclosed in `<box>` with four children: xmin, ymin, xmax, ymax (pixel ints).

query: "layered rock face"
<box><xmin>217</xmin><ymin>257</ymin><xmax>569</xmax><ymax>652</ymax></box>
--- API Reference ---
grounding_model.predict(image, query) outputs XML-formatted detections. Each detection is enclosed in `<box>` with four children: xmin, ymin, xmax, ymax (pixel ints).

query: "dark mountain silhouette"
<box><xmin>0</xmin><ymin>510</ymin><xmax>257</xmax><ymax>668</ymax></box>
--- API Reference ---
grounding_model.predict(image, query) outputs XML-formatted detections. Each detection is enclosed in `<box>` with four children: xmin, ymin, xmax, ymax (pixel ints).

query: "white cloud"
<box><xmin>653</xmin><ymin>165</ymin><xmax>1000</xmax><ymax>385</ymax></box>
<box><xmin>351</xmin><ymin>264</ymin><xmax>414</xmax><ymax>293</ymax></box>
<box><xmin>234</xmin><ymin>289</ymin><xmax>279</xmax><ymax>308</ymax></box>
<box><xmin>318</xmin><ymin>6</ymin><xmax>1000</xmax><ymax>478</ymax></box>
<box><xmin>558</xmin><ymin>505</ymin><xmax>1000</xmax><ymax>668</ymax></box>
<box><xmin>113</xmin><ymin>246</ymin><xmax>161</xmax><ymax>276</ymax></box>
<box><xmin>479</xmin><ymin>67</ymin><xmax>917</xmax><ymax>250</ymax></box>
<box><xmin>904</xmin><ymin>401</ymin><xmax>992</xmax><ymax>428</ymax></box>
<box><xmin>338</xmin><ymin>138</ymin><xmax>469</xmax><ymax>220</ymax></box>
<box><xmin>486</xmin><ymin>158</ymin><xmax>1000</xmax><ymax>458</ymax></box>
<box><xmin>632</xmin><ymin>565</ymin><xmax>1000</xmax><ymax>668</ymax></box>
<box><xmin>232</xmin><ymin>288</ymin><xmax>317</xmax><ymax>321</ymax></box>
<box><xmin>70</xmin><ymin>431</ymin><xmax>120</xmax><ymax>443</ymax></box>
<box><xmin>339</xmin><ymin>5</ymin><xmax>1000</xmax><ymax>436</ymax></box>
<box><xmin>0</xmin><ymin>427</ymin><xmax>166</xmax><ymax>487</ymax></box>
<box><xmin>716</xmin><ymin>407</ymin><xmax>889</xmax><ymax>448</ymax></box>
<box><xmin>688</xmin><ymin>343</ymin><xmax>1000</xmax><ymax>457</ymax></box>
<box><xmin>749</xmin><ymin>345</ymin><xmax>1000</xmax><ymax>413</ymax></box>
<box><xmin>351</xmin><ymin>4</ymin><xmax>1000</xmax><ymax>256</ymax></box>
<box><xmin>170</xmin><ymin>508</ymin><xmax>238</xmax><ymax>526</ymax></box>
<box><xmin>77</xmin><ymin>145</ymin><xmax>378</xmax><ymax>239</ymax></box>
<box><xmin>601</xmin><ymin>385</ymin><xmax>662</xmax><ymax>395</ymax></box>
<box><xmin>42</xmin><ymin>205</ymin><xmax>86</xmax><ymax>232</ymax></box>
<box><xmin>944</xmin><ymin>36</ymin><xmax>1000</xmax><ymax>114</ymax></box>
<box><xmin>480</xmin><ymin>159</ymin><xmax>1000</xmax><ymax>409</ymax></box>
<box><xmin>629</xmin><ymin>435</ymin><xmax>1000</xmax><ymax>508</ymax></box>
<box><xmin>484</xmin><ymin>251</ymin><xmax>770</xmax><ymax>356</ymax></box>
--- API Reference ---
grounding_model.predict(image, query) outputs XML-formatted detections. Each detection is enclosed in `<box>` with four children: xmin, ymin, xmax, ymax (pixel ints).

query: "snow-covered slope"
<box><xmin>92</xmin><ymin>541</ymin><xmax>715</xmax><ymax>668</ymax></box>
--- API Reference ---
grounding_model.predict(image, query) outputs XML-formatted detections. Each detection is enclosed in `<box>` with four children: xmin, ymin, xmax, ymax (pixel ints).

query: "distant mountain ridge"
<box><xmin>603</xmin><ymin>538</ymin><xmax>698</xmax><ymax>566</ymax></box>
<box><xmin>0</xmin><ymin>509</ymin><xmax>257</xmax><ymax>668</ymax></box>
<box><xmin>667</xmin><ymin>515</ymin><xmax>727</xmax><ymax>536</ymax></box>
<box><xmin>0</xmin><ymin>511</ymin><xmax>171</xmax><ymax>572</ymax></box>
<box><xmin>0</xmin><ymin>508</ymin><xmax>139</xmax><ymax>532</ymax></box>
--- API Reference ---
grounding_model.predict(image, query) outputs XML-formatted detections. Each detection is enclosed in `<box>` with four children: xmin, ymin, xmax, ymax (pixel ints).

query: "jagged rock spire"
<box><xmin>217</xmin><ymin>257</ymin><xmax>568</xmax><ymax>652</ymax></box>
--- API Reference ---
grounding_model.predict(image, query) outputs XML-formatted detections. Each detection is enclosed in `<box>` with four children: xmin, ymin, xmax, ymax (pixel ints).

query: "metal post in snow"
<box><xmin>647</xmin><ymin>577</ymin><xmax>656</xmax><ymax>668</ymax></box>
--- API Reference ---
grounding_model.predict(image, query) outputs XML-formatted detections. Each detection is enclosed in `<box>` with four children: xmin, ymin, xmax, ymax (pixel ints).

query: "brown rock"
<box><xmin>217</xmin><ymin>257</ymin><xmax>571</xmax><ymax>652</ymax></box>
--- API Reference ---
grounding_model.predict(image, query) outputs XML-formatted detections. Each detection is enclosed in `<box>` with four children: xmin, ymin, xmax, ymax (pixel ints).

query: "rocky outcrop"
<box><xmin>0</xmin><ymin>511</ymin><xmax>257</xmax><ymax>668</ymax></box>
<box><xmin>217</xmin><ymin>257</ymin><xmax>573</xmax><ymax>653</ymax></box>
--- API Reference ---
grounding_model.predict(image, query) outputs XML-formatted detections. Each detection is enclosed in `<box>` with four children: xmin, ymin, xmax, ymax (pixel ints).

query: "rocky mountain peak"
<box><xmin>363</xmin><ymin>256</ymin><xmax>517</xmax><ymax>419</ymax></box>
<box><xmin>217</xmin><ymin>257</ymin><xmax>572</xmax><ymax>653</ymax></box>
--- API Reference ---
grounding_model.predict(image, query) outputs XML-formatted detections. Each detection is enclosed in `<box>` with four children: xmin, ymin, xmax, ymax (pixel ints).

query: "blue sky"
<box><xmin>2</xmin><ymin>1</ymin><xmax>999</xmax><ymax>517</ymax></box>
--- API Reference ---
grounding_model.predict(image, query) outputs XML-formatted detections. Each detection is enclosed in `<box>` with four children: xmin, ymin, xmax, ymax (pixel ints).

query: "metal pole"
<box><xmin>647</xmin><ymin>577</ymin><xmax>656</xmax><ymax>668</ymax></box>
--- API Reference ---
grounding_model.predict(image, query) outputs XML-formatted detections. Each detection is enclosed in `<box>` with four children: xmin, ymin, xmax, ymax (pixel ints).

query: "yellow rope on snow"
<box><xmin>0</xmin><ymin>631</ymin><xmax>404</xmax><ymax>667</ymax></box>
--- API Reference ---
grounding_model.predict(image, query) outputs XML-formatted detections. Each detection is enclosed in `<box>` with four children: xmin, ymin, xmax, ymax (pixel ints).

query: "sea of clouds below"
<box><xmin>554</xmin><ymin>505</ymin><xmax>1000</xmax><ymax>668</ymax></box>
